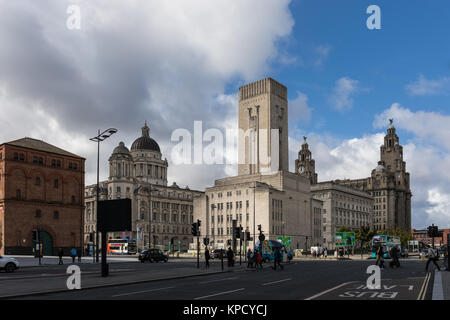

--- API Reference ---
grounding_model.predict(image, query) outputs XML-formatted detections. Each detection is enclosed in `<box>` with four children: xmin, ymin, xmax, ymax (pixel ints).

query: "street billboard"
<box><xmin>277</xmin><ymin>236</ymin><xmax>291</xmax><ymax>248</ymax></box>
<box><xmin>335</xmin><ymin>232</ymin><xmax>355</xmax><ymax>246</ymax></box>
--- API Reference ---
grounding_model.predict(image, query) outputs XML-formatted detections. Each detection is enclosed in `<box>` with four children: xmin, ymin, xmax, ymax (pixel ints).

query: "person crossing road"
<box><xmin>425</xmin><ymin>245</ymin><xmax>441</xmax><ymax>271</ymax></box>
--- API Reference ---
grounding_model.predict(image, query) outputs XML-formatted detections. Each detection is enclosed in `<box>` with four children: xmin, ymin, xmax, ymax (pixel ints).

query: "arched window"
<box><xmin>35</xmin><ymin>177</ymin><xmax>40</xmax><ymax>186</ymax></box>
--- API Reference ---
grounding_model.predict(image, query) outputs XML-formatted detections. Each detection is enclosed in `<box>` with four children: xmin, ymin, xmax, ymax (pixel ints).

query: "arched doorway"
<box><xmin>40</xmin><ymin>231</ymin><xmax>53</xmax><ymax>256</ymax></box>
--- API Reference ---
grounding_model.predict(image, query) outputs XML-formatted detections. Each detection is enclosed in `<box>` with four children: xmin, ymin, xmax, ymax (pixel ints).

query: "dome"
<box><xmin>375</xmin><ymin>164</ymin><xmax>385</xmax><ymax>172</ymax></box>
<box><xmin>112</xmin><ymin>142</ymin><xmax>130</xmax><ymax>155</ymax></box>
<box><xmin>130</xmin><ymin>122</ymin><xmax>161</xmax><ymax>152</ymax></box>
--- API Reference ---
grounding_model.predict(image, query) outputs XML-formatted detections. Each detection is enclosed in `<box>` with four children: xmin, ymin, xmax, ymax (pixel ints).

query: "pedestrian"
<box><xmin>390</xmin><ymin>245</ymin><xmax>400</xmax><ymax>268</ymax></box>
<box><xmin>247</xmin><ymin>249</ymin><xmax>253</xmax><ymax>268</ymax></box>
<box><xmin>273</xmin><ymin>248</ymin><xmax>283</xmax><ymax>270</ymax></box>
<box><xmin>70</xmin><ymin>247</ymin><xmax>77</xmax><ymax>264</ymax></box>
<box><xmin>375</xmin><ymin>245</ymin><xmax>385</xmax><ymax>268</ymax></box>
<box><xmin>255</xmin><ymin>250</ymin><xmax>263</xmax><ymax>269</ymax></box>
<box><xmin>58</xmin><ymin>248</ymin><xmax>64</xmax><ymax>265</ymax></box>
<box><xmin>324</xmin><ymin>248</ymin><xmax>328</xmax><ymax>259</ymax></box>
<box><xmin>77</xmin><ymin>248</ymin><xmax>82</xmax><ymax>263</ymax></box>
<box><xmin>287</xmin><ymin>250</ymin><xmax>293</xmax><ymax>263</ymax></box>
<box><xmin>227</xmin><ymin>247</ymin><xmax>234</xmax><ymax>267</ymax></box>
<box><xmin>425</xmin><ymin>245</ymin><xmax>441</xmax><ymax>271</ymax></box>
<box><xmin>204</xmin><ymin>247</ymin><xmax>210</xmax><ymax>269</ymax></box>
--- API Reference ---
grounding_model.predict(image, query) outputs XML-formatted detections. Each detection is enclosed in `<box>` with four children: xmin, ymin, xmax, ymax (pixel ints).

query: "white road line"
<box><xmin>111</xmin><ymin>286</ymin><xmax>175</xmax><ymax>298</ymax></box>
<box><xmin>304</xmin><ymin>281</ymin><xmax>356</xmax><ymax>300</ymax></box>
<box><xmin>262</xmin><ymin>278</ymin><xmax>292</xmax><ymax>286</ymax></box>
<box><xmin>432</xmin><ymin>271</ymin><xmax>444</xmax><ymax>300</ymax></box>
<box><xmin>199</xmin><ymin>277</ymin><xmax>239</xmax><ymax>284</ymax></box>
<box><xmin>417</xmin><ymin>273</ymin><xmax>431</xmax><ymax>300</ymax></box>
<box><xmin>194</xmin><ymin>288</ymin><xmax>245</xmax><ymax>300</ymax></box>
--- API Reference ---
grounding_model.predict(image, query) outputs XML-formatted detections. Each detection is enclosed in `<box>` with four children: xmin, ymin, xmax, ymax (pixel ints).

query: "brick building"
<box><xmin>412</xmin><ymin>228</ymin><xmax>449</xmax><ymax>248</ymax></box>
<box><xmin>0</xmin><ymin>138</ymin><xmax>85</xmax><ymax>255</ymax></box>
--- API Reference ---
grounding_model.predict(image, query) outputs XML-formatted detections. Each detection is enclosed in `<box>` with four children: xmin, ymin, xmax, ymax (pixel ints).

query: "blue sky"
<box><xmin>0</xmin><ymin>0</ymin><xmax>448</xmax><ymax>228</ymax></box>
<box><xmin>228</xmin><ymin>0</ymin><xmax>450</xmax><ymax>142</ymax></box>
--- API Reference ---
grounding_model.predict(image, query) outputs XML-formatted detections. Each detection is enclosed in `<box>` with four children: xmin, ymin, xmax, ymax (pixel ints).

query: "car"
<box><xmin>138</xmin><ymin>249</ymin><xmax>168</xmax><ymax>263</ymax></box>
<box><xmin>211</xmin><ymin>249</ymin><xmax>225</xmax><ymax>259</ymax></box>
<box><xmin>0</xmin><ymin>255</ymin><xmax>20</xmax><ymax>273</ymax></box>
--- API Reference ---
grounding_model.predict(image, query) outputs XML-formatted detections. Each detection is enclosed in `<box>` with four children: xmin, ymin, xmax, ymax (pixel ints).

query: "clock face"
<box><xmin>299</xmin><ymin>165</ymin><xmax>305</xmax><ymax>173</ymax></box>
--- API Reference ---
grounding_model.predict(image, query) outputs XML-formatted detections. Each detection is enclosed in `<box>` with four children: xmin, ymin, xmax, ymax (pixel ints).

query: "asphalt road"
<box><xmin>11</xmin><ymin>259</ymin><xmax>434</xmax><ymax>300</ymax></box>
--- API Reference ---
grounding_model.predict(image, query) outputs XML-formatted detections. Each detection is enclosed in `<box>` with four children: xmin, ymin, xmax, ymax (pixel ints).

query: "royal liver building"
<box><xmin>84</xmin><ymin>123</ymin><xmax>203</xmax><ymax>252</ymax></box>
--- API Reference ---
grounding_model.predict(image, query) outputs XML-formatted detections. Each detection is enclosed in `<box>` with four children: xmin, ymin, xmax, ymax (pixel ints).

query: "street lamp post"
<box><xmin>90</xmin><ymin>128</ymin><xmax>117</xmax><ymax>263</ymax></box>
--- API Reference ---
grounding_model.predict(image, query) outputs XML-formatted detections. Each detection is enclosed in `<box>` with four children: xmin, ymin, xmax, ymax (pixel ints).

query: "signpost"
<box><xmin>335</xmin><ymin>232</ymin><xmax>355</xmax><ymax>258</ymax></box>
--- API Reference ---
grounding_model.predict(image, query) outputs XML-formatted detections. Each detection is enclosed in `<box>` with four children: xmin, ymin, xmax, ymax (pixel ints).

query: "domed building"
<box><xmin>84</xmin><ymin>123</ymin><xmax>203</xmax><ymax>253</ymax></box>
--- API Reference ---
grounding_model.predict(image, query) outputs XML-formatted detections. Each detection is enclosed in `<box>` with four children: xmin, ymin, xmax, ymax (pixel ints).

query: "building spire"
<box><xmin>142</xmin><ymin>121</ymin><xmax>150</xmax><ymax>137</ymax></box>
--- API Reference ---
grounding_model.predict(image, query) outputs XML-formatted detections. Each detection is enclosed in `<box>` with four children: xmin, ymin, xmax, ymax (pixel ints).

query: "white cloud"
<box><xmin>405</xmin><ymin>74</ymin><xmax>450</xmax><ymax>96</ymax></box>
<box><xmin>289</xmin><ymin>91</ymin><xmax>312</xmax><ymax>126</ymax></box>
<box><xmin>0</xmin><ymin>0</ymin><xmax>294</xmax><ymax>189</ymax></box>
<box><xmin>314</xmin><ymin>45</ymin><xmax>331</xmax><ymax>67</ymax></box>
<box><xmin>426</xmin><ymin>189</ymin><xmax>450</xmax><ymax>228</ymax></box>
<box><xmin>329</xmin><ymin>77</ymin><xmax>360</xmax><ymax>111</ymax></box>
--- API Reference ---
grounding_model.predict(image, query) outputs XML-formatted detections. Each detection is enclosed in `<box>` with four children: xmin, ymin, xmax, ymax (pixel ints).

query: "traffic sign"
<box><xmin>259</xmin><ymin>234</ymin><xmax>265</xmax><ymax>241</ymax></box>
<box><xmin>335</xmin><ymin>232</ymin><xmax>355</xmax><ymax>246</ymax></box>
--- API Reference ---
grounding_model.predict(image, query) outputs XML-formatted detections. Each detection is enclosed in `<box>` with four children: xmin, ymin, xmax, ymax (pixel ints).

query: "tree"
<box><xmin>337</xmin><ymin>226</ymin><xmax>352</xmax><ymax>233</ymax></box>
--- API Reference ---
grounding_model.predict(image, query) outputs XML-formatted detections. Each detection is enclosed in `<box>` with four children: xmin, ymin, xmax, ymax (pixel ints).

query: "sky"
<box><xmin>0</xmin><ymin>0</ymin><xmax>449</xmax><ymax>229</ymax></box>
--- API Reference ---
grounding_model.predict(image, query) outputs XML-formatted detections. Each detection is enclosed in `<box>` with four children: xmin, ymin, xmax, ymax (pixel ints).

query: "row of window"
<box><xmin>34</xmin><ymin>209</ymin><xmax>60</xmax><ymax>219</ymax></box>
<box><xmin>213</xmin><ymin>189</ymin><xmax>249</xmax><ymax>199</ymax></box>
<box><xmin>12</xmin><ymin>152</ymin><xmax>79</xmax><ymax>170</ymax></box>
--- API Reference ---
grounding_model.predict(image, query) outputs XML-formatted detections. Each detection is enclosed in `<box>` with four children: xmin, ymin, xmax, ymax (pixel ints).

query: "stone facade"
<box><xmin>335</xmin><ymin>123</ymin><xmax>412</xmax><ymax>231</ymax></box>
<box><xmin>0</xmin><ymin>138</ymin><xmax>85</xmax><ymax>255</ymax></box>
<box><xmin>195</xmin><ymin>78</ymin><xmax>314</xmax><ymax>251</ymax></box>
<box><xmin>311</xmin><ymin>182</ymin><xmax>374</xmax><ymax>249</ymax></box>
<box><xmin>84</xmin><ymin>123</ymin><xmax>203</xmax><ymax>252</ymax></box>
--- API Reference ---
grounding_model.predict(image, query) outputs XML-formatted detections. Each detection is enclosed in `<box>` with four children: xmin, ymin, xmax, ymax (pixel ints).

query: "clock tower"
<box><xmin>295</xmin><ymin>136</ymin><xmax>318</xmax><ymax>184</ymax></box>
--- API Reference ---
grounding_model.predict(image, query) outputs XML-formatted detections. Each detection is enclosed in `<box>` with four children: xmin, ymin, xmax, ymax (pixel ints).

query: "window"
<box><xmin>116</xmin><ymin>187</ymin><xmax>121</xmax><ymax>193</ymax></box>
<box><xmin>35</xmin><ymin>210</ymin><xmax>41</xmax><ymax>218</ymax></box>
<box><xmin>53</xmin><ymin>211</ymin><xmax>59</xmax><ymax>219</ymax></box>
<box><xmin>13</xmin><ymin>152</ymin><xmax>18</xmax><ymax>160</ymax></box>
<box><xmin>33</xmin><ymin>156</ymin><xmax>38</xmax><ymax>164</ymax></box>
<box><xmin>71</xmin><ymin>195</ymin><xmax>76</xmax><ymax>203</ymax></box>
<box><xmin>19</xmin><ymin>153</ymin><xmax>24</xmax><ymax>161</ymax></box>
<box><xmin>51</xmin><ymin>160</ymin><xmax>56</xmax><ymax>167</ymax></box>
<box><xmin>54</xmin><ymin>179</ymin><xmax>59</xmax><ymax>188</ymax></box>
<box><xmin>35</xmin><ymin>177</ymin><xmax>40</xmax><ymax>186</ymax></box>
<box><xmin>16</xmin><ymin>189</ymin><xmax>21</xmax><ymax>199</ymax></box>
<box><xmin>39</xmin><ymin>157</ymin><xmax>43</xmax><ymax>165</ymax></box>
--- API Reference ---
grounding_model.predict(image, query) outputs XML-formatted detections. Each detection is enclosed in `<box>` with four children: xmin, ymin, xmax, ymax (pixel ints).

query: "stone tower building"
<box><xmin>337</xmin><ymin>120</ymin><xmax>412</xmax><ymax>231</ymax></box>
<box><xmin>295</xmin><ymin>136</ymin><xmax>318</xmax><ymax>185</ymax></box>
<box><xmin>238</xmin><ymin>78</ymin><xmax>289</xmax><ymax>176</ymax></box>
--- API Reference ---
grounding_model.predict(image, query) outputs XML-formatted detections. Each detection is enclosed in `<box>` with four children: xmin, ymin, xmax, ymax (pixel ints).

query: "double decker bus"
<box><xmin>107</xmin><ymin>239</ymin><xmax>137</xmax><ymax>255</ymax></box>
<box><xmin>371</xmin><ymin>235</ymin><xmax>401</xmax><ymax>258</ymax></box>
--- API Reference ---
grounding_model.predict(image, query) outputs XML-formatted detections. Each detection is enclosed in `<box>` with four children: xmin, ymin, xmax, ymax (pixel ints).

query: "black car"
<box><xmin>211</xmin><ymin>249</ymin><xmax>225</xmax><ymax>259</ymax></box>
<box><xmin>138</xmin><ymin>249</ymin><xmax>169</xmax><ymax>263</ymax></box>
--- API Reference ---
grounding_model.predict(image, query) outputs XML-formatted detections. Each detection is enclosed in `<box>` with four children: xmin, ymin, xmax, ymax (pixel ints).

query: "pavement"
<box><xmin>1</xmin><ymin>255</ymin><xmax>447</xmax><ymax>300</ymax></box>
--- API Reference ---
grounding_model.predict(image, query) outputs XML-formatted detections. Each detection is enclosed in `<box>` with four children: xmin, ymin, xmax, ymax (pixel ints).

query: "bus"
<box><xmin>371</xmin><ymin>235</ymin><xmax>401</xmax><ymax>258</ymax></box>
<box><xmin>255</xmin><ymin>240</ymin><xmax>287</xmax><ymax>262</ymax></box>
<box><xmin>107</xmin><ymin>239</ymin><xmax>137</xmax><ymax>255</ymax></box>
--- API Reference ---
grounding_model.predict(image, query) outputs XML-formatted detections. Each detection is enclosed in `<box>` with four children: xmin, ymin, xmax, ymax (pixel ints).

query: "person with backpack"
<box><xmin>375</xmin><ymin>245</ymin><xmax>385</xmax><ymax>268</ymax></box>
<box><xmin>390</xmin><ymin>245</ymin><xmax>400</xmax><ymax>268</ymax></box>
<box><xmin>425</xmin><ymin>245</ymin><xmax>441</xmax><ymax>271</ymax></box>
<box><xmin>70</xmin><ymin>247</ymin><xmax>77</xmax><ymax>264</ymax></box>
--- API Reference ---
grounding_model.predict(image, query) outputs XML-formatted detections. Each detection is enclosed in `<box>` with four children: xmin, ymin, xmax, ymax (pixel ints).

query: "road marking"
<box><xmin>194</xmin><ymin>288</ymin><xmax>245</xmax><ymax>300</ymax></box>
<box><xmin>417</xmin><ymin>273</ymin><xmax>431</xmax><ymax>300</ymax></box>
<box><xmin>432</xmin><ymin>271</ymin><xmax>443</xmax><ymax>300</ymax></box>
<box><xmin>111</xmin><ymin>286</ymin><xmax>175</xmax><ymax>298</ymax></box>
<box><xmin>262</xmin><ymin>278</ymin><xmax>292</xmax><ymax>286</ymax></box>
<box><xmin>304</xmin><ymin>281</ymin><xmax>357</xmax><ymax>300</ymax></box>
<box><xmin>199</xmin><ymin>276</ymin><xmax>239</xmax><ymax>284</ymax></box>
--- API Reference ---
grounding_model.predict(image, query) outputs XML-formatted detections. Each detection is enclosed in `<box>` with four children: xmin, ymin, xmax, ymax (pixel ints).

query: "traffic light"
<box><xmin>191</xmin><ymin>222</ymin><xmax>198</xmax><ymax>236</ymax></box>
<box><xmin>203</xmin><ymin>237</ymin><xmax>209</xmax><ymax>246</ymax></box>
<box><xmin>233</xmin><ymin>227</ymin><xmax>241</xmax><ymax>239</ymax></box>
<box><xmin>32</xmin><ymin>229</ymin><xmax>38</xmax><ymax>242</ymax></box>
<box><xmin>246</xmin><ymin>231</ymin><xmax>251</xmax><ymax>240</ymax></box>
<box><xmin>258</xmin><ymin>225</ymin><xmax>262</xmax><ymax>232</ymax></box>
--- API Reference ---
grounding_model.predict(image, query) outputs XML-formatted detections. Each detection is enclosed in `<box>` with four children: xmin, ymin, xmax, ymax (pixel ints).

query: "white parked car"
<box><xmin>0</xmin><ymin>255</ymin><xmax>20</xmax><ymax>273</ymax></box>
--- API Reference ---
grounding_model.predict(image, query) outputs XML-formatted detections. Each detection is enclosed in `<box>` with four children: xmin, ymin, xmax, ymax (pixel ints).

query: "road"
<box><xmin>5</xmin><ymin>259</ymin><xmax>436</xmax><ymax>300</ymax></box>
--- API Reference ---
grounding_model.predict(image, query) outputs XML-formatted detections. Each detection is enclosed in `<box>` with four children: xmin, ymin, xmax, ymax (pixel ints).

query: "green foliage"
<box><xmin>337</xmin><ymin>226</ymin><xmax>352</xmax><ymax>233</ymax></box>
